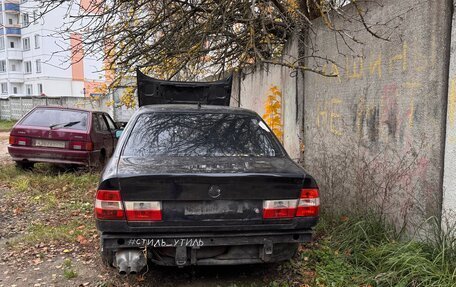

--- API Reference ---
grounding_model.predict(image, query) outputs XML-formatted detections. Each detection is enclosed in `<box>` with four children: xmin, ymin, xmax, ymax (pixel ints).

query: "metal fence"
<box><xmin>0</xmin><ymin>95</ymin><xmax>136</xmax><ymax>122</ymax></box>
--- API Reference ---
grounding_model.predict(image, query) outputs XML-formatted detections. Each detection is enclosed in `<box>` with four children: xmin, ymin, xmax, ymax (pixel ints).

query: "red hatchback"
<box><xmin>8</xmin><ymin>106</ymin><xmax>119</xmax><ymax>169</ymax></box>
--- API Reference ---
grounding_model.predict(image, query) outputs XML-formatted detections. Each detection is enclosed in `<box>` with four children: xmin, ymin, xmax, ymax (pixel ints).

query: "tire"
<box><xmin>99</xmin><ymin>150</ymin><xmax>106</xmax><ymax>169</ymax></box>
<box><xmin>15</xmin><ymin>161</ymin><xmax>34</xmax><ymax>170</ymax></box>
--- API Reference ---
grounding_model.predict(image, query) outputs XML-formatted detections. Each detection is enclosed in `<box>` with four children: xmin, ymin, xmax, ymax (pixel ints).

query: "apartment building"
<box><xmin>0</xmin><ymin>0</ymin><xmax>105</xmax><ymax>98</ymax></box>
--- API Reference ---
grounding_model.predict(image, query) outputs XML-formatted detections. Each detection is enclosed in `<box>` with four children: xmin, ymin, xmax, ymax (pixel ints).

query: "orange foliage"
<box><xmin>262</xmin><ymin>85</ymin><xmax>283</xmax><ymax>142</ymax></box>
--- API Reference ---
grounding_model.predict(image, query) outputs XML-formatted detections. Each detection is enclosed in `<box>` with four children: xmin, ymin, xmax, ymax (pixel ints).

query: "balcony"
<box><xmin>1</xmin><ymin>23</ymin><xmax>21</xmax><ymax>28</ymax></box>
<box><xmin>7</xmin><ymin>71</ymin><xmax>23</xmax><ymax>82</ymax></box>
<box><xmin>6</xmin><ymin>48</ymin><xmax>22</xmax><ymax>60</ymax></box>
<box><xmin>1</xmin><ymin>3</ymin><xmax>20</xmax><ymax>13</ymax></box>
<box><xmin>0</xmin><ymin>27</ymin><xmax>21</xmax><ymax>36</ymax></box>
<box><xmin>0</xmin><ymin>49</ymin><xmax>22</xmax><ymax>60</ymax></box>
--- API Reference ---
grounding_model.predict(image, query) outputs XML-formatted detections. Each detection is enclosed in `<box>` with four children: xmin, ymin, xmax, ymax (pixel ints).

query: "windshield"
<box><xmin>21</xmin><ymin>108</ymin><xmax>89</xmax><ymax>131</ymax></box>
<box><xmin>122</xmin><ymin>112</ymin><xmax>283</xmax><ymax>157</ymax></box>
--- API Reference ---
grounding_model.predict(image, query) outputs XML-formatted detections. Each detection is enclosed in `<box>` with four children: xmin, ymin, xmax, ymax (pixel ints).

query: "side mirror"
<box><xmin>115</xmin><ymin>129</ymin><xmax>123</xmax><ymax>139</ymax></box>
<box><xmin>116</xmin><ymin>121</ymin><xmax>127</xmax><ymax>129</ymax></box>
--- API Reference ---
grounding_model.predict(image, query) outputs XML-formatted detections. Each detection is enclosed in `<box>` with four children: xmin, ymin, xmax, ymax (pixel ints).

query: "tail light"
<box><xmin>296</xmin><ymin>188</ymin><xmax>320</xmax><ymax>217</ymax></box>
<box><xmin>9</xmin><ymin>136</ymin><xmax>31</xmax><ymax>146</ymax></box>
<box><xmin>69</xmin><ymin>141</ymin><xmax>94</xmax><ymax>151</ymax></box>
<box><xmin>263</xmin><ymin>188</ymin><xmax>320</xmax><ymax>219</ymax></box>
<box><xmin>95</xmin><ymin>190</ymin><xmax>125</xmax><ymax>220</ymax></box>
<box><xmin>94</xmin><ymin>190</ymin><xmax>162</xmax><ymax>221</ymax></box>
<box><xmin>263</xmin><ymin>199</ymin><xmax>298</xmax><ymax>219</ymax></box>
<box><xmin>125</xmin><ymin>201</ymin><xmax>162</xmax><ymax>221</ymax></box>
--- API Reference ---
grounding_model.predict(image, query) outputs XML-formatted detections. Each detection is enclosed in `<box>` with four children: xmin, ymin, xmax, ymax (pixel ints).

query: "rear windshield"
<box><xmin>21</xmin><ymin>108</ymin><xmax>89</xmax><ymax>131</ymax></box>
<box><xmin>123</xmin><ymin>112</ymin><xmax>283</xmax><ymax>157</ymax></box>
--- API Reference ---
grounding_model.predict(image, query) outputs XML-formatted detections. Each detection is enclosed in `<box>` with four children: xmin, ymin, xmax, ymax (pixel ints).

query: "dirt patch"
<box><xmin>0</xmin><ymin>132</ymin><xmax>12</xmax><ymax>165</ymax></box>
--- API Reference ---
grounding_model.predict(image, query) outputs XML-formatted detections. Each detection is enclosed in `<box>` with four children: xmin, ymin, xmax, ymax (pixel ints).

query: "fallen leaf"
<box><xmin>76</xmin><ymin>235</ymin><xmax>88</xmax><ymax>245</ymax></box>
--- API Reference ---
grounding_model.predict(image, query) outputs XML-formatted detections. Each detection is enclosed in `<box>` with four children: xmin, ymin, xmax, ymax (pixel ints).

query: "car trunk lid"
<box><xmin>11</xmin><ymin>126</ymin><xmax>90</xmax><ymax>148</ymax></box>
<box><xmin>117</xmin><ymin>157</ymin><xmax>305</xmax><ymax>225</ymax></box>
<box><xmin>10</xmin><ymin>108</ymin><xmax>91</xmax><ymax>149</ymax></box>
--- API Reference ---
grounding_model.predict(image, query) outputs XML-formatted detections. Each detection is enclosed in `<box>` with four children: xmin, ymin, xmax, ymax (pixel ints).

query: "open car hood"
<box><xmin>137</xmin><ymin>69</ymin><xmax>232</xmax><ymax>107</ymax></box>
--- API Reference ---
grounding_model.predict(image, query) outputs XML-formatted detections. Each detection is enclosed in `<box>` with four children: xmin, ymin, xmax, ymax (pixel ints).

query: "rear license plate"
<box><xmin>34</xmin><ymin>139</ymin><xmax>65</xmax><ymax>148</ymax></box>
<box><xmin>184</xmin><ymin>204</ymin><xmax>241</xmax><ymax>215</ymax></box>
<box><xmin>126</xmin><ymin>238</ymin><xmax>204</xmax><ymax>248</ymax></box>
<box><xmin>163</xmin><ymin>200</ymin><xmax>262</xmax><ymax>221</ymax></box>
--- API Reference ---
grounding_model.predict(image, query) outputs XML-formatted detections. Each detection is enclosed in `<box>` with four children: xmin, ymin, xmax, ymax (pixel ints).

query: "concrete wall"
<box><xmin>232</xmin><ymin>40</ymin><xmax>303</xmax><ymax>160</ymax></box>
<box><xmin>443</xmin><ymin>2</ymin><xmax>456</xmax><ymax>222</ymax></box>
<box><xmin>234</xmin><ymin>0</ymin><xmax>454</xmax><ymax>228</ymax></box>
<box><xmin>302</xmin><ymin>0</ymin><xmax>452</xmax><ymax>227</ymax></box>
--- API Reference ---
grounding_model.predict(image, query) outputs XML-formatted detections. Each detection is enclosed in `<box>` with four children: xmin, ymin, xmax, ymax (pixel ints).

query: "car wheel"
<box><xmin>15</xmin><ymin>161</ymin><xmax>34</xmax><ymax>170</ymax></box>
<box><xmin>99</xmin><ymin>150</ymin><xmax>107</xmax><ymax>168</ymax></box>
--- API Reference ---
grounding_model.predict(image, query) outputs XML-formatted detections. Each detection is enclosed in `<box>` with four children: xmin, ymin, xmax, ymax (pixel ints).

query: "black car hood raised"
<box><xmin>137</xmin><ymin>69</ymin><xmax>232</xmax><ymax>106</ymax></box>
<box><xmin>116</xmin><ymin>156</ymin><xmax>305</xmax><ymax>177</ymax></box>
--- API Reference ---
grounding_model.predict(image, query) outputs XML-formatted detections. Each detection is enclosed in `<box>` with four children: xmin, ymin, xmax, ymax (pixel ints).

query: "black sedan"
<box><xmin>95</xmin><ymin>104</ymin><xmax>319</xmax><ymax>274</ymax></box>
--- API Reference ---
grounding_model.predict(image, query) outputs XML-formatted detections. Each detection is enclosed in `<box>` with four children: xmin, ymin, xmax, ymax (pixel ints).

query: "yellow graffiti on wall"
<box><xmin>313</xmin><ymin>36</ymin><xmax>443</xmax><ymax>146</ymax></box>
<box><xmin>448</xmin><ymin>77</ymin><xmax>456</xmax><ymax>144</ymax></box>
<box><xmin>322</xmin><ymin>41</ymin><xmax>418</xmax><ymax>82</ymax></box>
<box><xmin>402</xmin><ymin>81</ymin><xmax>422</xmax><ymax>128</ymax></box>
<box><xmin>316</xmin><ymin>97</ymin><xmax>343</xmax><ymax>136</ymax></box>
<box><xmin>369</xmin><ymin>52</ymin><xmax>382</xmax><ymax>78</ymax></box>
<box><xmin>389</xmin><ymin>42</ymin><xmax>408</xmax><ymax>73</ymax></box>
<box><xmin>263</xmin><ymin>85</ymin><xmax>284</xmax><ymax>142</ymax></box>
<box><xmin>449</xmin><ymin>78</ymin><xmax>456</xmax><ymax>127</ymax></box>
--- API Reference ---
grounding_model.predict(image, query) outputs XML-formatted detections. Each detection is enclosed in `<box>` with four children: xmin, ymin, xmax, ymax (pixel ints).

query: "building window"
<box><xmin>10</xmin><ymin>41</ymin><xmax>14</xmax><ymax>48</ymax></box>
<box><xmin>1</xmin><ymin>83</ymin><xmax>7</xmax><ymax>94</ymax></box>
<box><xmin>23</xmin><ymin>37</ymin><xmax>30</xmax><ymax>51</ymax></box>
<box><xmin>22</xmin><ymin>13</ymin><xmax>29</xmax><ymax>26</ymax></box>
<box><xmin>24</xmin><ymin>61</ymin><xmax>32</xmax><ymax>73</ymax></box>
<box><xmin>25</xmin><ymin>84</ymin><xmax>32</xmax><ymax>96</ymax></box>
<box><xmin>37</xmin><ymin>83</ymin><xmax>43</xmax><ymax>95</ymax></box>
<box><xmin>0</xmin><ymin>61</ymin><xmax>6</xmax><ymax>73</ymax></box>
<box><xmin>33</xmin><ymin>10</ymin><xmax>37</xmax><ymax>24</ymax></box>
<box><xmin>0</xmin><ymin>38</ymin><xmax>4</xmax><ymax>50</ymax></box>
<box><xmin>8</xmin><ymin>19</ymin><xmax>13</xmax><ymax>25</ymax></box>
<box><xmin>36</xmin><ymin>59</ymin><xmax>41</xmax><ymax>73</ymax></box>
<box><xmin>11</xmin><ymin>64</ymin><xmax>16</xmax><ymax>71</ymax></box>
<box><xmin>34</xmin><ymin>34</ymin><xmax>40</xmax><ymax>48</ymax></box>
<box><xmin>13</xmin><ymin>87</ymin><xmax>17</xmax><ymax>94</ymax></box>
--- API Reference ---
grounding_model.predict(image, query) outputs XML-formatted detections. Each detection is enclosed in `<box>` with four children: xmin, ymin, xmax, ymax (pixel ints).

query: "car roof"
<box><xmin>137</xmin><ymin>104</ymin><xmax>258</xmax><ymax>116</ymax></box>
<box><xmin>33</xmin><ymin>106</ymin><xmax>101</xmax><ymax>114</ymax></box>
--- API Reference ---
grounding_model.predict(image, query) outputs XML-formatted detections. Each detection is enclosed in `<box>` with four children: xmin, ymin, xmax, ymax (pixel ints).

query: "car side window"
<box><xmin>92</xmin><ymin>114</ymin><xmax>101</xmax><ymax>132</ymax></box>
<box><xmin>104</xmin><ymin>114</ymin><xmax>117</xmax><ymax>131</ymax></box>
<box><xmin>97</xmin><ymin>114</ymin><xmax>109</xmax><ymax>132</ymax></box>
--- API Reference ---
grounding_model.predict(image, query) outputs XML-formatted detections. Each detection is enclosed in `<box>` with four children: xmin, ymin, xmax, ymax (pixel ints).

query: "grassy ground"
<box><xmin>284</xmin><ymin>215</ymin><xmax>456</xmax><ymax>287</ymax></box>
<box><xmin>0</xmin><ymin>164</ymin><xmax>98</xmax><ymax>246</ymax></box>
<box><xmin>0</xmin><ymin>163</ymin><xmax>454</xmax><ymax>286</ymax></box>
<box><xmin>0</xmin><ymin>120</ymin><xmax>16</xmax><ymax>132</ymax></box>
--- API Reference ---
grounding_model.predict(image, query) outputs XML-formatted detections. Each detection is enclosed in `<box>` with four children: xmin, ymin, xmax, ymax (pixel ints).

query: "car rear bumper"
<box><xmin>96</xmin><ymin>217</ymin><xmax>318</xmax><ymax>233</ymax></box>
<box><xmin>101</xmin><ymin>229</ymin><xmax>313</xmax><ymax>266</ymax></box>
<box><xmin>8</xmin><ymin>145</ymin><xmax>96</xmax><ymax>166</ymax></box>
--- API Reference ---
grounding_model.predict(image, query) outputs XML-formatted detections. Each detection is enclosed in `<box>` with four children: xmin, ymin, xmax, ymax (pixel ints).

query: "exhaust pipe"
<box><xmin>115</xmin><ymin>249</ymin><xmax>147</xmax><ymax>275</ymax></box>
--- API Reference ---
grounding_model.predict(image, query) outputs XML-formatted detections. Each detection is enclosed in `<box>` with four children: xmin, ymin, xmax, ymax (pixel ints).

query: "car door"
<box><xmin>95</xmin><ymin>113</ymin><xmax>114</xmax><ymax>158</ymax></box>
<box><xmin>102</xmin><ymin>113</ymin><xmax>118</xmax><ymax>153</ymax></box>
<box><xmin>91</xmin><ymin>113</ymin><xmax>103</xmax><ymax>154</ymax></box>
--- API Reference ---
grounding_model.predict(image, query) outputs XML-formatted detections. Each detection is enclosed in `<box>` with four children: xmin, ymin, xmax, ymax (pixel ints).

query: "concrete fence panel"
<box><xmin>0</xmin><ymin>95</ymin><xmax>136</xmax><ymax>122</ymax></box>
<box><xmin>302</xmin><ymin>0</ymin><xmax>452</xmax><ymax>228</ymax></box>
